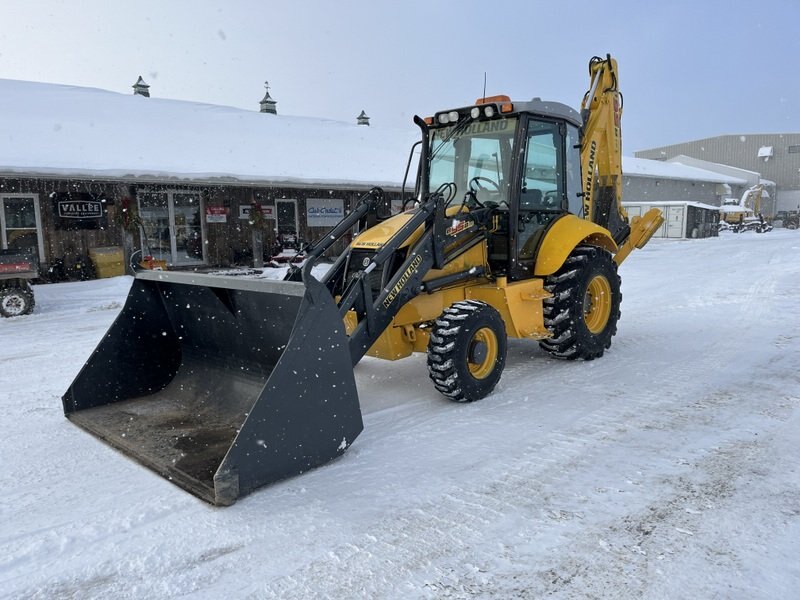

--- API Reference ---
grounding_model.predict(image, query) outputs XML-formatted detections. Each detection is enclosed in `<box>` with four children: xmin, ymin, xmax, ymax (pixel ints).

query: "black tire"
<box><xmin>0</xmin><ymin>286</ymin><xmax>35</xmax><ymax>317</ymax></box>
<box><xmin>427</xmin><ymin>300</ymin><xmax>507</xmax><ymax>402</ymax></box>
<box><xmin>538</xmin><ymin>246</ymin><xmax>620</xmax><ymax>360</ymax></box>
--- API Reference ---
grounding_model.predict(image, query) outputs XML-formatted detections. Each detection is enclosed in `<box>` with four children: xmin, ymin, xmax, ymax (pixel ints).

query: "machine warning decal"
<box><xmin>382</xmin><ymin>255</ymin><xmax>423</xmax><ymax>308</ymax></box>
<box><xmin>446</xmin><ymin>219</ymin><xmax>475</xmax><ymax>236</ymax></box>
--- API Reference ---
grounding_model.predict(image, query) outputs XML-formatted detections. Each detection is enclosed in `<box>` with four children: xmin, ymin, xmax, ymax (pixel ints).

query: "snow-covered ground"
<box><xmin>1</xmin><ymin>230</ymin><xmax>799</xmax><ymax>599</ymax></box>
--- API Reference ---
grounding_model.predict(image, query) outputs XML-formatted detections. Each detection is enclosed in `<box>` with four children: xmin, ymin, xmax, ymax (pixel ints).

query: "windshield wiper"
<box><xmin>430</xmin><ymin>115</ymin><xmax>475</xmax><ymax>160</ymax></box>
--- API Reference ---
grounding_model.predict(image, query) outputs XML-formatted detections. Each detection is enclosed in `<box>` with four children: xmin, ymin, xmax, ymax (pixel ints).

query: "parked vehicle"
<box><xmin>0</xmin><ymin>249</ymin><xmax>37</xmax><ymax>317</ymax></box>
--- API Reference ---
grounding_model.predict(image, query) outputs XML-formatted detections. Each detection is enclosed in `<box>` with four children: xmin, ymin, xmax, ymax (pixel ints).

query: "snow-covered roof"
<box><xmin>0</xmin><ymin>79</ymin><xmax>418</xmax><ymax>188</ymax></box>
<box><xmin>623</xmin><ymin>156</ymin><xmax>747</xmax><ymax>185</ymax></box>
<box><xmin>666</xmin><ymin>155</ymin><xmax>761</xmax><ymax>180</ymax></box>
<box><xmin>0</xmin><ymin>78</ymin><xmax>751</xmax><ymax>191</ymax></box>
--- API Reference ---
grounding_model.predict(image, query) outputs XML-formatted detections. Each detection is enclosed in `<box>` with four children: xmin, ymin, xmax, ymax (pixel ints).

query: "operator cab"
<box><xmin>422</xmin><ymin>97</ymin><xmax>583</xmax><ymax>281</ymax></box>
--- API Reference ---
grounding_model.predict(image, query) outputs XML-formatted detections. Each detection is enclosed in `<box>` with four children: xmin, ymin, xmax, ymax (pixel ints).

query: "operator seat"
<box><xmin>520</xmin><ymin>188</ymin><xmax>543</xmax><ymax>210</ymax></box>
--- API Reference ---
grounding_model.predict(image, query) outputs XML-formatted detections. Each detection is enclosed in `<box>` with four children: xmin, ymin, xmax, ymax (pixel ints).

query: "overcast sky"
<box><xmin>1</xmin><ymin>0</ymin><xmax>797</xmax><ymax>153</ymax></box>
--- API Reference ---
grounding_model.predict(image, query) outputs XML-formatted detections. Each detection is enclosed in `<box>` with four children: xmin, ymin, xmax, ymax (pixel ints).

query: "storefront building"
<box><xmin>0</xmin><ymin>176</ymin><xmax>406</xmax><ymax>278</ymax></box>
<box><xmin>0</xmin><ymin>78</ymin><xmax>416</xmax><ymax>277</ymax></box>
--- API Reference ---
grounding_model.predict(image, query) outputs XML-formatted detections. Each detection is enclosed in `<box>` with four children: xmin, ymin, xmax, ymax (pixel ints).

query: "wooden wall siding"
<box><xmin>208</xmin><ymin>187</ymin><xmax>403</xmax><ymax>264</ymax></box>
<box><xmin>1</xmin><ymin>176</ymin><xmax>406</xmax><ymax>272</ymax></box>
<box><xmin>0</xmin><ymin>177</ymin><xmax>125</xmax><ymax>266</ymax></box>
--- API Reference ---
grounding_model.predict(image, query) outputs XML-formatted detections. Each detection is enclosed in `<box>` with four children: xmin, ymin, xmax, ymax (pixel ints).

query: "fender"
<box><xmin>533</xmin><ymin>214</ymin><xmax>618</xmax><ymax>277</ymax></box>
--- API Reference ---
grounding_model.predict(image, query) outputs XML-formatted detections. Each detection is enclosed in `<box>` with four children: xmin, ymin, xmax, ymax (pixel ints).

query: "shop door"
<box><xmin>276</xmin><ymin>199</ymin><xmax>299</xmax><ymax>248</ymax></box>
<box><xmin>0</xmin><ymin>194</ymin><xmax>45</xmax><ymax>261</ymax></box>
<box><xmin>172</xmin><ymin>192</ymin><xmax>204</xmax><ymax>266</ymax></box>
<box><xmin>139</xmin><ymin>191</ymin><xmax>205</xmax><ymax>266</ymax></box>
<box><xmin>666</xmin><ymin>205</ymin><xmax>685</xmax><ymax>238</ymax></box>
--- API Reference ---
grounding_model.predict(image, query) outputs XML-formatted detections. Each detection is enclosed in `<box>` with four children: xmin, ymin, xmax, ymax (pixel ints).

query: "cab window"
<box><xmin>428</xmin><ymin>117</ymin><xmax>516</xmax><ymax>207</ymax></box>
<box><xmin>520</xmin><ymin>119</ymin><xmax>564</xmax><ymax>211</ymax></box>
<box><xmin>565</xmin><ymin>123</ymin><xmax>582</xmax><ymax>215</ymax></box>
<box><xmin>513</xmin><ymin>118</ymin><xmax>566</xmax><ymax>278</ymax></box>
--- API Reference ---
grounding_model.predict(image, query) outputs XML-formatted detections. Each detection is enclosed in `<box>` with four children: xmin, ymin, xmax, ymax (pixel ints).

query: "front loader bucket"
<box><xmin>63</xmin><ymin>270</ymin><xmax>362</xmax><ymax>506</ymax></box>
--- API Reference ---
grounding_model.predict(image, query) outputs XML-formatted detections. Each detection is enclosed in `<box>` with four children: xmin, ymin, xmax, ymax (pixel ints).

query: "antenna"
<box><xmin>482</xmin><ymin>72</ymin><xmax>487</xmax><ymax>102</ymax></box>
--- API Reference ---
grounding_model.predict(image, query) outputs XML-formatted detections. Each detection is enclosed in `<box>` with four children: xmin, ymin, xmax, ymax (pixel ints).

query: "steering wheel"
<box><xmin>469</xmin><ymin>176</ymin><xmax>501</xmax><ymax>195</ymax></box>
<box><xmin>466</xmin><ymin>176</ymin><xmax>502</xmax><ymax>208</ymax></box>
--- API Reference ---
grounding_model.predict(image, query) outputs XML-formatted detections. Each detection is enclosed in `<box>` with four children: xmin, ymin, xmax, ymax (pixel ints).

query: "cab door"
<box><xmin>510</xmin><ymin>117</ymin><xmax>567</xmax><ymax>279</ymax></box>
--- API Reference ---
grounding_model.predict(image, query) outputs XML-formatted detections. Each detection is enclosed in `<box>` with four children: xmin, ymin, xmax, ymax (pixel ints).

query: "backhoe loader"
<box><xmin>63</xmin><ymin>55</ymin><xmax>663</xmax><ymax>505</ymax></box>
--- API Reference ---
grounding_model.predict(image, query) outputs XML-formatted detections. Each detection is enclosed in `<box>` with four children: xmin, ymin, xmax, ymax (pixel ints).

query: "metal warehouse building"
<box><xmin>635</xmin><ymin>133</ymin><xmax>800</xmax><ymax>214</ymax></box>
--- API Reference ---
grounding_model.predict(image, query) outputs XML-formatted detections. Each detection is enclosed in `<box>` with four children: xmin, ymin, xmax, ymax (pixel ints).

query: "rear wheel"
<box><xmin>427</xmin><ymin>300</ymin><xmax>507</xmax><ymax>402</ymax></box>
<box><xmin>0</xmin><ymin>286</ymin><xmax>35</xmax><ymax>317</ymax></box>
<box><xmin>539</xmin><ymin>246</ymin><xmax>620</xmax><ymax>360</ymax></box>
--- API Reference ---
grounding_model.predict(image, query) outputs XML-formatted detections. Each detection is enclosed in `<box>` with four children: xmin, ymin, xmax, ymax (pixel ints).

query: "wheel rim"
<box><xmin>2</xmin><ymin>293</ymin><xmax>26</xmax><ymax>316</ymax></box>
<box><xmin>468</xmin><ymin>327</ymin><xmax>498</xmax><ymax>379</ymax></box>
<box><xmin>583</xmin><ymin>275</ymin><xmax>612</xmax><ymax>334</ymax></box>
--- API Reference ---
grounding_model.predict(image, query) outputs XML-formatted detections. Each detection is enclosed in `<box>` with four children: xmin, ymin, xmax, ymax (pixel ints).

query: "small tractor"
<box><xmin>0</xmin><ymin>249</ymin><xmax>37</xmax><ymax>317</ymax></box>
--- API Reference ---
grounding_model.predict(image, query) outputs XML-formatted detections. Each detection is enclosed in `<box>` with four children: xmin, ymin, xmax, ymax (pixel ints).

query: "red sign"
<box><xmin>239</xmin><ymin>204</ymin><xmax>275</xmax><ymax>219</ymax></box>
<box><xmin>206</xmin><ymin>206</ymin><xmax>228</xmax><ymax>223</ymax></box>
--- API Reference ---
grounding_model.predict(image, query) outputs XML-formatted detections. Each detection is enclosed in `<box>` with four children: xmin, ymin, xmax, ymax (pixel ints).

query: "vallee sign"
<box><xmin>58</xmin><ymin>200</ymin><xmax>103</xmax><ymax>219</ymax></box>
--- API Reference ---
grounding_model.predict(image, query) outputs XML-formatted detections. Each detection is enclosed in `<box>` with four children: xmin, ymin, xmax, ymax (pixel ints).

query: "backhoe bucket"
<box><xmin>62</xmin><ymin>270</ymin><xmax>362</xmax><ymax>506</ymax></box>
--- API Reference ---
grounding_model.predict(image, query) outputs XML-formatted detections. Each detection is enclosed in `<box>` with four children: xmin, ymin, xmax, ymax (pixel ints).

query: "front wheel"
<box><xmin>427</xmin><ymin>300</ymin><xmax>507</xmax><ymax>402</ymax></box>
<box><xmin>0</xmin><ymin>286</ymin><xmax>35</xmax><ymax>317</ymax></box>
<box><xmin>539</xmin><ymin>246</ymin><xmax>621</xmax><ymax>360</ymax></box>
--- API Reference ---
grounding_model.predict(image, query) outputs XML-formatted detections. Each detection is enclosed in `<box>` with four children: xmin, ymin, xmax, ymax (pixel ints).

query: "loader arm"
<box><xmin>300</xmin><ymin>190</ymin><xmax>453</xmax><ymax>367</ymax></box>
<box><xmin>296</xmin><ymin>115</ymin><xmax>490</xmax><ymax>368</ymax></box>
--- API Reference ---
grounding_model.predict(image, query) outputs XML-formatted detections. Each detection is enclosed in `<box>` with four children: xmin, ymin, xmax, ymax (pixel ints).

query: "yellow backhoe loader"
<box><xmin>63</xmin><ymin>55</ymin><xmax>663</xmax><ymax>505</ymax></box>
<box><xmin>719</xmin><ymin>184</ymin><xmax>771</xmax><ymax>233</ymax></box>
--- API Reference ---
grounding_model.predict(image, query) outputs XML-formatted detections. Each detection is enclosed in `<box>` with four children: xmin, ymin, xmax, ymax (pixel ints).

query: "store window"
<box><xmin>0</xmin><ymin>194</ymin><xmax>45</xmax><ymax>260</ymax></box>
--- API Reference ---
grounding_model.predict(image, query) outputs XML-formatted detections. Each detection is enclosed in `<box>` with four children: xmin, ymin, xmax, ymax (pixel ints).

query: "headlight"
<box><xmin>438</xmin><ymin>113</ymin><xmax>450</xmax><ymax>124</ymax></box>
<box><xmin>448</xmin><ymin>110</ymin><xmax>459</xmax><ymax>122</ymax></box>
<box><xmin>470</xmin><ymin>107</ymin><xmax>481</xmax><ymax>119</ymax></box>
<box><xmin>484</xmin><ymin>105</ymin><xmax>495</xmax><ymax>118</ymax></box>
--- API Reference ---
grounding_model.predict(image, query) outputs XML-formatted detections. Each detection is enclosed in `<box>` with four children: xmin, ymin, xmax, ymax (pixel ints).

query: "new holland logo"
<box><xmin>583</xmin><ymin>139</ymin><xmax>597</xmax><ymax>217</ymax></box>
<box><xmin>382</xmin><ymin>255</ymin><xmax>423</xmax><ymax>308</ymax></box>
<box><xmin>446</xmin><ymin>219</ymin><xmax>474</xmax><ymax>236</ymax></box>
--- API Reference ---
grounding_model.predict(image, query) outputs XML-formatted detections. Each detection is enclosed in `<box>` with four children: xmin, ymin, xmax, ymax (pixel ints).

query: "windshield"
<box><xmin>427</xmin><ymin>117</ymin><xmax>518</xmax><ymax>206</ymax></box>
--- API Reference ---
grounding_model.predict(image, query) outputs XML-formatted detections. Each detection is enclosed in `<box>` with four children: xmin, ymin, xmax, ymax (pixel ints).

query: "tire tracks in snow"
<box><xmin>246</xmin><ymin>391</ymin><xmax>701</xmax><ymax>598</ymax></box>
<box><xmin>248</xmin><ymin>245</ymin><xmax>799</xmax><ymax>599</ymax></box>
